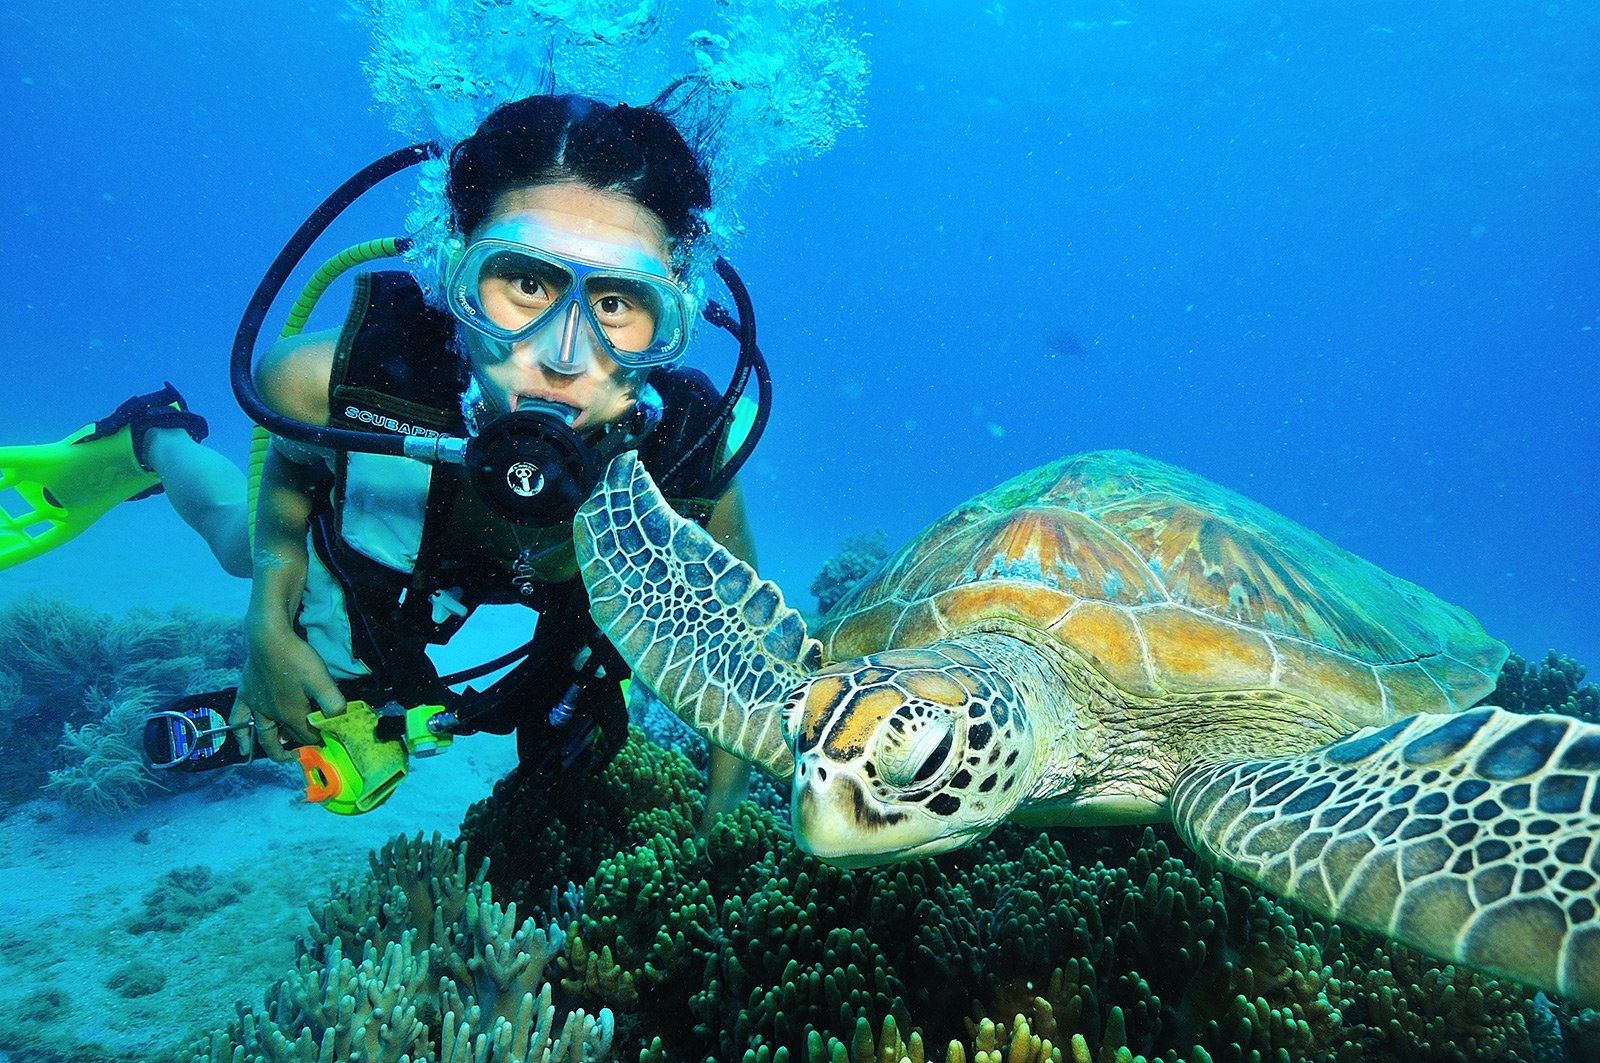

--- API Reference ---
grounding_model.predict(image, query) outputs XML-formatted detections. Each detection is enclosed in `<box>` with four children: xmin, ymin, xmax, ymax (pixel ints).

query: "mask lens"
<box><xmin>582</xmin><ymin>275</ymin><xmax>667</xmax><ymax>355</ymax></box>
<box><xmin>475</xmin><ymin>249</ymin><xmax>574</xmax><ymax>335</ymax></box>
<box><xmin>448</xmin><ymin>239</ymin><xmax>690</xmax><ymax>366</ymax></box>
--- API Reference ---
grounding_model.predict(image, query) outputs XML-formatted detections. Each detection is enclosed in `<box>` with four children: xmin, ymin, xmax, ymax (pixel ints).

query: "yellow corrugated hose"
<box><xmin>246</xmin><ymin>238</ymin><xmax>405</xmax><ymax>546</ymax></box>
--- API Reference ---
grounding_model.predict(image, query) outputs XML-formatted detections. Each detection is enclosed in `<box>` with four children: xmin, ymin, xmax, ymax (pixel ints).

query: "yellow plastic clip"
<box><xmin>294</xmin><ymin>701</ymin><xmax>410</xmax><ymax>815</ymax></box>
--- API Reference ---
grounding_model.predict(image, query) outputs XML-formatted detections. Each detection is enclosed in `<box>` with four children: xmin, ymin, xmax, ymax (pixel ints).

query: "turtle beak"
<box><xmin>792</xmin><ymin>751</ymin><xmax>911</xmax><ymax>867</ymax></box>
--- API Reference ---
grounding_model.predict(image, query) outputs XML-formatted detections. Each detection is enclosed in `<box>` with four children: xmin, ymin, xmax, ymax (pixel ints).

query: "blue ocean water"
<box><xmin>1</xmin><ymin>1</ymin><xmax>1594</xmax><ymax>664</ymax></box>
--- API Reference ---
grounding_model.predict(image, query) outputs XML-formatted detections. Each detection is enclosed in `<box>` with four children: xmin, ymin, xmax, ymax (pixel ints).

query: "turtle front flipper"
<box><xmin>1170</xmin><ymin>707</ymin><xmax>1600</xmax><ymax>1007</ymax></box>
<box><xmin>575</xmin><ymin>452</ymin><xmax>820</xmax><ymax>779</ymax></box>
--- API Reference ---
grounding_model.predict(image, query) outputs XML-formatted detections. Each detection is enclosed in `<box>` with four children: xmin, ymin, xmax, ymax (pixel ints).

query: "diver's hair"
<box><xmin>447</xmin><ymin>94</ymin><xmax>712</xmax><ymax>253</ymax></box>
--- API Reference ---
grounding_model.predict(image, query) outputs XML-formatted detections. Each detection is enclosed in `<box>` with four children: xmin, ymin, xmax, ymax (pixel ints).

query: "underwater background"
<box><xmin>0</xmin><ymin>2</ymin><xmax>1597</xmax><ymax>1062</ymax></box>
<box><xmin>1</xmin><ymin>0</ymin><xmax>1595</xmax><ymax>666</ymax></box>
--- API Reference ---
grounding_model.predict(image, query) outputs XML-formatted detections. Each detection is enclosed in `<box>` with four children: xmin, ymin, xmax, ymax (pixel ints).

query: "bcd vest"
<box><xmin>296</xmin><ymin>270</ymin><xmax>736</xmax><ymax>715</ymax></box>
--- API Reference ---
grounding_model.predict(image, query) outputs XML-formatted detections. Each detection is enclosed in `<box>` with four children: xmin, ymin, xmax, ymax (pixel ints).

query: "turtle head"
<box><xmin>785</xmin><ymin>643</ymin><xmax>1037</xmax><ymax>867</ymax></box>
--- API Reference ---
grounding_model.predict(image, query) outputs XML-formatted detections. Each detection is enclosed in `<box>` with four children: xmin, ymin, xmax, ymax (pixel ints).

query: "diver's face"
<box><xmin>464</xmin><ymin>181</ymin><xmax>675</xmax><ymax>433</ymax></box>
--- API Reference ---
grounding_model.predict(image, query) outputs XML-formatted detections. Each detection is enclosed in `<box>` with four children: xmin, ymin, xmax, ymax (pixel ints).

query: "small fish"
<box><xmin>1043</xmin><ymin>327</ymin><xmax>1087</xmax><ymax>359</ymax></box>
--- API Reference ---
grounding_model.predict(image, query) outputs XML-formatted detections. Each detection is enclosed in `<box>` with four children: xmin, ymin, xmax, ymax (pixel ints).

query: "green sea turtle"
<box><xmin>575</xmin><ymin>449</ymin><xmax>1600</xmax><ymax>1005</ymax></box>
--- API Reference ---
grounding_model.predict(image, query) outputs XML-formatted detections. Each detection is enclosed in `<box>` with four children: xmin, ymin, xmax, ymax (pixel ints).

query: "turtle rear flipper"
<box><xmin>575</xmin><ymin>452</ymin><xmax>819</xmax><ymax>779</ymax></box>
<box><xmin>1171</xmin><ymin>707</ymin><xmax>1600</xmax><ymax>1007</ymax></box>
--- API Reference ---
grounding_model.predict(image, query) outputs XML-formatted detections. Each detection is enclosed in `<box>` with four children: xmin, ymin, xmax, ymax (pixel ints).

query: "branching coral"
<box><xmin>635</xmin><ymin>1013</ymin><xmax>1063</xmax><ymax>1063</ymax></box>
<box><xmin>455</xmin><ymin>727</ymin><xmax>1539</xmax><ymax>1062</ymax></box>
<box><xmin>194</xmin><ymin>658</ymin><xmax>1600</xmax><ymax>1063</ymax></box>
<box><xmin>460</xmin><ymin>725</ymin><xmax>702</xmax><ymax>907</ymax></box>
<box><xmin>628</xmin><ymin>685</ymin><xmax>790</xmax><ymax>821</ymax></box>
<box><xmin>309</xmin><ymin>831</ymin><xmax>488</xmax><ymax>959</ymax></box>
<box><xmin>191</xmin><ymin>833</ymin><xmax>614</xmax><ymax>1063</ymax></box>
<box><xmin>1488</xmin><ymin>650</ymin><xmax>1598</xmax><ymax>724</ymax></box>
<box><xmin>809</xmin><ymin>531</ymin><xmax>889</xmax><ymax>617</ymax></box>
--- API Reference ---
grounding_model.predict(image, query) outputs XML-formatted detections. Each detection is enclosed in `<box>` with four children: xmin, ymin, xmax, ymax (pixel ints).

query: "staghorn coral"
<box><xmin>809</xmin><ymin>531</ymin><xmax>889</xmax><ymax>617</ymax></box>
<box><xmin>1487</xmin><ymin>650</ymin><xmax>1598</xmax><ymax>724</ymax></box>
<box><xmin>191</xmin><ymin>833</ymin><xmax>614</xmax><ymax>1063</ymax></box>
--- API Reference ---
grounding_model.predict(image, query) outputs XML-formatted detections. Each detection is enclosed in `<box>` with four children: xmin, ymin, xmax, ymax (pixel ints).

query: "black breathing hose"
<box><xmin>230</xmin><ymin>141</ymin><xmax>769</xmax><ymax>485</ymax></box>
<box><xmin>230</xmin><ymin>142</ymin><xmax>439</xmax><ymax>456</ymax></box>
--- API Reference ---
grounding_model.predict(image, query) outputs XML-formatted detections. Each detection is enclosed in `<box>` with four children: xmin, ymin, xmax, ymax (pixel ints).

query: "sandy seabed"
<box><xmin>0</xmin><ymin>502</ymin><xmax>525</xmax><ymax>1061</ymax></box>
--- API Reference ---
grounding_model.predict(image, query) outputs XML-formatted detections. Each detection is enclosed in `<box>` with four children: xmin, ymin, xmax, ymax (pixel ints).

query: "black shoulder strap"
<box><xmin>330</xmin><ymin>271</ymin><xmax>467</xmax><ymax>434</ymax></box>
<box><xmin>639</xmin><ymin>366</ymin><xmax>733</xmax><ymax>524</ymax></box>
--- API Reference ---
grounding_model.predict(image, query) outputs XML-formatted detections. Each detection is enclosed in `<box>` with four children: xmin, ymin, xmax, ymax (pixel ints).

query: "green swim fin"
<box><xmin>0</xmin><ymin>383</ymin><xmax>208</xmax><ymax>571</ymax></box>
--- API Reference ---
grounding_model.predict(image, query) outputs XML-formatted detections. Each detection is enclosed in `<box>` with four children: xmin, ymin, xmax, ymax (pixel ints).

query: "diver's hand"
<box><xmin>232</xmin><ymin>625</ymin><xmax>345</xmax><ymax>762</ymax></box>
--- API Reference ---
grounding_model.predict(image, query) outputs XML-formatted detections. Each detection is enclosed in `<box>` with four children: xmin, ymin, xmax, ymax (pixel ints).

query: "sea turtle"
<box><xmin>575</xmin><ymin>449</ymin><xmax>1600</xmax><ymax>1006</ymax></box>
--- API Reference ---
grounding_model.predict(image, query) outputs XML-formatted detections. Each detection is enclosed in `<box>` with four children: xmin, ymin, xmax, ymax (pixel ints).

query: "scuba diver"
<box><xmin>0</xmin><ymin>93</ymin><xmax>768</xmax><ymax>823</ymax></box>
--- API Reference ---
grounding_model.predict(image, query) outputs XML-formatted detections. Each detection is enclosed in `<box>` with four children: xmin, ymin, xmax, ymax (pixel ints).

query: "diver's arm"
<box><xmin>705</xmin><ymin>478</ymin><xmax>758</xmax><ymax>568</ymax></box>
<box><xmin>699</xmin><ymin>478</ymin><xmax>758</xmax><ymax>824</ymax></box>
<box><xmin>231</xmin><ymin>331</ymin><xmax>346</xmax><ymax>760</ymax></box>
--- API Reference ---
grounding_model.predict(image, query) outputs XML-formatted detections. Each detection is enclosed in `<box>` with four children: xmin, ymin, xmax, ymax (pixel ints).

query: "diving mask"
<box><xmin>444</xmin><ymin>232</ymin><xmax>692</xmax><ymax>372</ymax></box>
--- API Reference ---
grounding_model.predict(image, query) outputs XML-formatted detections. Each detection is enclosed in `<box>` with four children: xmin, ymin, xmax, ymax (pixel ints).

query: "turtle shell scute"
<box><xmin>814</xmin><ymin>450</ymin><xmax>1507</xmax><ymax>726</ymax></box>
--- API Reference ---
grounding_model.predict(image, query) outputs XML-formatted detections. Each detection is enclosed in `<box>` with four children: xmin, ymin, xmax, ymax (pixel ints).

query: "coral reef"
<box><xmin>1487</xmin><ymin>650</ymin><xmax>1598</xmax><ymax>724</ymax></box>
<box><xmin>449</xmin><ymin>730</ymin><xmax>1541</xmax><ymax>1062</ymax></box>
<box><xmin>0</xmin><ymin>595</ymin><xmax>245</xmax><ymax>809</ymax></box>
<box><xmin>809</xmin><ymin>531</ymin><xmax>889</xmax><ymax>617</ymax></box>
<box><xmin>628</xmin><ymin>684</ymin><xmax>789</xmax><ymax>820</ymax></box>
<box><xmin>44</xmin><ymin>687</ymin><xmax>165</xmax><ymax>812</ymax></box>
<box><xmin>460</xmin><ymin>726</ymin><xmax>703</xmax><ymax>907</ymax></box>
<box><xmin>190</xmin><ymin>832</ymin><xmax>614</xmax><ymax>1063</ymax></box>
<box><xmin>184</xmin><ymin>652</ymin><xmax>1600</xmax><ymax>1062</ymax></box>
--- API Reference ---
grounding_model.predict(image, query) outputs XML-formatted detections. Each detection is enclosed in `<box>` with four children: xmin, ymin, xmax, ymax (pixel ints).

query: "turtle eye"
<box><xmin>782</xmin><ymin>686</ymin><xmax>810</xmax><ymax>746</ymax></box>
<box><xmin>878</xmin><ymin>714</ymin><xmax>956</xmax><ymax>789</ymax></box>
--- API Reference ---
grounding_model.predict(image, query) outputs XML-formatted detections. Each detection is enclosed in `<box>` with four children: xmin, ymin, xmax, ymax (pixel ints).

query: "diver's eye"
<box><xmin>479</xmin><ymin>251</ymin><xmax>567</xmax><ymax>312</ymax></box>
<box><xmin>877</xmin><ymin>716</ymin><xmax>956</xmax><ymax>789</ymax></box>
<box><xmin>590</xmin><ymin>278</ymin><xmax>662</xmax><ymax>322</ymax></box>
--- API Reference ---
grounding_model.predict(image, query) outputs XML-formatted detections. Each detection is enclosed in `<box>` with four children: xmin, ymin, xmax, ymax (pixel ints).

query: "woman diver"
<box><xmin>0</xmin><ymin>93</ymin><xmax>761</xmax><ymax>822</ymax></box>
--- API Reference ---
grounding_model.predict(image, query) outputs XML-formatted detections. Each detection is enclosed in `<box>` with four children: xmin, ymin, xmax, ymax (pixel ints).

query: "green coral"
<box><xmin>190</xmin><ymin>833</ymin><xmax>614</xmax><ymax>1063</ymax></box>
<box><xmin>461</xmin><ymin>725</ymin><xmax>702</xmax><ymax>905</ymax></box>
<box><xmin>1487</xmin><ymin>650</ymin><xmax>1598</xmax><ymax>724</ymax></box>
<box><xmin>308</xmin><ymin>829</ymin><xmax>488</xmax><ymax>958</ymax></box>
<box><xmin>187</xmin><ymin>650</ymin><xmax>1600</xmax><ymax>1063</ymax></box>
<box><xmin>627</xmin><ymin>686</ymin><xmax>790</xmax><ymax>820</ymax></box>
<box><xmin>454</xmin><ymin>730</ymin><xmax>1537</xmax><ymax>1062</ymax></box>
